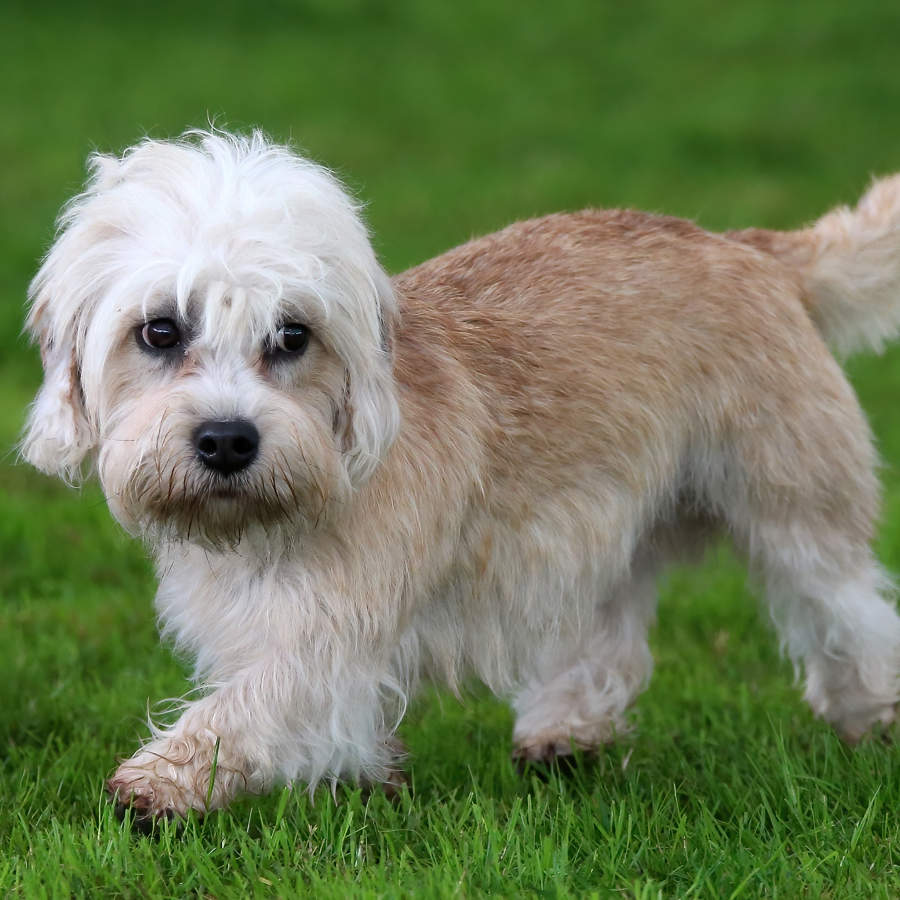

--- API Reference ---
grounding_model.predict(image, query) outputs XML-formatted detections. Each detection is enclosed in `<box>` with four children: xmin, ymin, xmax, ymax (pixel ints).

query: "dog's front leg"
<box><xmin>109</xmin><ymin>648</ymin><xmax>404</xmax><ymax>823</ymax></box>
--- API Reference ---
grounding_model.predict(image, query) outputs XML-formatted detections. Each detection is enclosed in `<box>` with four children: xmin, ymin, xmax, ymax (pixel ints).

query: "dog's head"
<box><xmin>23</xmin><ymin>130</ymin><xmax>399</xmax><ymax>543</ymax></box>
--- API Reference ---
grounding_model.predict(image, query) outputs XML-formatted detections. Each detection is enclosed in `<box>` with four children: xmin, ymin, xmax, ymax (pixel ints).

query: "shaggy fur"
<box><xmin>22</xmin><ymin>130</ymin><xmax>900</xmax><ymax>821</ymax></box>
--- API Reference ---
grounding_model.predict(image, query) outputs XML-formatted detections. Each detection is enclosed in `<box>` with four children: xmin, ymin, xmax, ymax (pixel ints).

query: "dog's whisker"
<box><xmin>276</xmin><ymin>450</ymin><xmax>298</xmax><ymax>510</ymax></box>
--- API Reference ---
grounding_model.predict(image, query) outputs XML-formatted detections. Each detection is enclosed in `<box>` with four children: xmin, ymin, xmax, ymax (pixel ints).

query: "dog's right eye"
<box><xmin>139</xmin><ymin>318</ymin><xmax>181</xmax><ymax>350</ymax></box>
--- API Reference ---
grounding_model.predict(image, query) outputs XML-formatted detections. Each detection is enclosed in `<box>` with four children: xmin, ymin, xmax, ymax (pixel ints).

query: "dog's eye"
<box><xmin>140</xmin><ymin>318</ymin><xmax>181</xmax><ymax>350</ymax></box>
<box><xmin>272</xmin><ymin>323</ymin><xmax>310</xmax><ymax>355</ymax></box>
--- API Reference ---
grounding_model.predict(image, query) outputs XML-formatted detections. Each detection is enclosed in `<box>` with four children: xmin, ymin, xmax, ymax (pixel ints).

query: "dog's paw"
<box><xmin>109</xmin><ymin>780</ymin><xmax>181</xmax><ymax>835</ymax></box>
<box><xmin>512</xmin><ymin>718</ymin><xmax>617</xmax><ymax>764</ymax></box>
<box><xmin>513</xmin><ymin>738</ymin><xmax>577</xmax><ymax>764</ymax></box>
<box><xmin>805</xmin><ymin>672</ymin><xmax>899</xmax><ymax>745</ymax></box>
<box><xmin>359</xmin><ymin>737</ymin><xmax>410</xmax><ymax>802</ymax></box>
<box><xmin>108</xmin><ymin>755</ymin><xmax>206</xmax><ymax>829</ymax></box>
<box><xmin>511</xmin><ymin>738</ymin><xmax>598</xmax><ymax>780</ymax></box>
<box><xmin>107</xmin><ymin>732</ymin><xmax>235</xmax><ymax>828</ymax></box>
<box><xmin>833</xmin><ymin>701</ymin><xmax>897</xmax><ymax>745</ymax></box>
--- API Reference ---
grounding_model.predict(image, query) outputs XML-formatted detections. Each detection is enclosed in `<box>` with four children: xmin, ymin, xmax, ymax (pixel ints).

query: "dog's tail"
<box><xmin>728</xmin><ymin>174</ymin><xmax>900</xmax><ymax>356</ymax></box>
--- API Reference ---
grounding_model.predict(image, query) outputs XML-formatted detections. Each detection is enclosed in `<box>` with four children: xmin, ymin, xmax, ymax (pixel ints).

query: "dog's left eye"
<box><xmin>139</xmin><ymin>318</ymin><xmax>181</xmax><ymax>350</ymax></box>
<box><xmin>271</xmin><ymin>324</ymin><xmax>310</xmax><ymax>355</ymax></box>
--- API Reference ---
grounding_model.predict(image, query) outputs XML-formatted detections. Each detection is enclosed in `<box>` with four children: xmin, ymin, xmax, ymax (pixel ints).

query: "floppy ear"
<box><xmin>20</xmin><ymin>151</ymin><xmax>124</xmax><ymax>482</ymax></box>
<box><xmin>338</xmin><ymin>268</ymin><xmax>400</xmax><ymax>488</ymax></box>
<box><xmin>21</xmin><ymin>297</ymin><xmax>96</xmax><ymax>483</ymax></box>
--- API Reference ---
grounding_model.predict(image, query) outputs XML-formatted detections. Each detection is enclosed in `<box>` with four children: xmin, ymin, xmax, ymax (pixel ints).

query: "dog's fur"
<box><xmin>23</xmin><ymin>130</ymin><xmax>900</xmax><ymax>820</ymax></box>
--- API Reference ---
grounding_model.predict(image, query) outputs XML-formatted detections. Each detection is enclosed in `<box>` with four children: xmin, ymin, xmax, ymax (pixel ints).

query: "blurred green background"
<box><xmin>3</xmin><ymin>1</ymin><xmax>900</xmax><ymax>895</ymax></box>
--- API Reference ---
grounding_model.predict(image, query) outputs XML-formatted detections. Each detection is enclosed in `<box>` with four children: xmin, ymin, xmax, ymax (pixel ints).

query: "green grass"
<box><xmin>3</xmin><ymin>0</ymin><xmax>900</xmax><ymax>895</ymax></box>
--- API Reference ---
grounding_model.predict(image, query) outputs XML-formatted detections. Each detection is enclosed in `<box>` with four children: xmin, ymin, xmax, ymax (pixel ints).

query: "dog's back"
<box><xmin>388</xmin><ymin>196</ymin><xmax>899</xmax><ymax>751</ymax></box>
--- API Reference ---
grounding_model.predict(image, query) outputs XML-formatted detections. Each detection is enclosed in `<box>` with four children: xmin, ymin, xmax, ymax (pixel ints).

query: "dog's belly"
<box><xmin>408</xmin><ymin>481</ymin><xmax>718</xmax><ymax>694</ymax></box>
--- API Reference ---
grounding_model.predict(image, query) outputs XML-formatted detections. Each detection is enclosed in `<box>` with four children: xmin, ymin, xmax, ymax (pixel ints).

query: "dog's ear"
<box><xmin>338</xmin><ymin>268</ymin><xmax>400</xmax><ymax>487</ymax></box>
<box><xmin>21</xmin><ymin>287</ymin><xmax>97</xmax><ymax>484</ymax></box>
<box><xmin>20</xmin><ymin>152</ymin><xmax>123</xmax><ymax>482</ymax></box>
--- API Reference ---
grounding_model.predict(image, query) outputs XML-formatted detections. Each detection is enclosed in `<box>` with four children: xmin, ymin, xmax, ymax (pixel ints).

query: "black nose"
<box><xmin>193</xmin><ymin>420</ymin><xmax>260</xmax><ymax>475</ymax></box>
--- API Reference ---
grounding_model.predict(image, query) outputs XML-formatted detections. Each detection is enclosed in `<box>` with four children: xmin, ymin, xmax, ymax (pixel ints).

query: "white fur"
<box><xmin>782</xmin><ymin>175</ymin><xmax>900</xmax><ymax>356</ymax></box>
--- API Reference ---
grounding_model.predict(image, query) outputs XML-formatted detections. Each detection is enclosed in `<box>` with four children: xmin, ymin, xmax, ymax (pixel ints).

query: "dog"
<box><xmin>22</xmin><ymin>129</ymin><xmax>900</xmax><ymax>823</ymax></box>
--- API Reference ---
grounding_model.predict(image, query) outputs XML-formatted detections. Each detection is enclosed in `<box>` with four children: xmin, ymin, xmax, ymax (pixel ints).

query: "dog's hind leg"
<box><xmin>714</xmin><ymin>352</ymin><xmax>900</xmax><ymax>741</ymax></box>
<box><xmin>762</xmin><ymin>546</ymin><xmax>899</xmax><ymax>740</ymax></box>
<box><xmin>510</xmin><ymin>565</ymin><xmax>657</xmax><ymax>762</ymax></box>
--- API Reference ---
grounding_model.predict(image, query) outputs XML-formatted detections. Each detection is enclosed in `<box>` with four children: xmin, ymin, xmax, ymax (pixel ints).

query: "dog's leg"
<box><xmin>108</xmin><ymin>652</ymin><xmax>405</xmax><ymax>822</ymax></box>
<box><xmin>762</xmin><ymin>550</ymin><xmax>900</xmax><ymax>741</ymax></box>
<box><xmin>717</xmin><ymin>356</ymin><xmax>900</xmax><ymax>741</ymax></box>
<box><xmin>108</xmin><ymin>689</ymin><xmax>257</xmax><ymax>823</ymax></box>
<box><xmin>511</xmin><ymin>567</ymin><xmax>656</xmax><ymax>762</ymax></box>
<box><xmin>732</xmin><ymin>511</ymin><xmax>900</xmax><ymax>741</ymax></box>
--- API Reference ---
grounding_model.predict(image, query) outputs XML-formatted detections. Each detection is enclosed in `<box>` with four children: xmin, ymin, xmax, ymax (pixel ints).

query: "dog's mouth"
<box><xmin>206</xmin><ymin>483</ymin><xmax>244</xmax><ymax>500</ymax></box>
<box><xmin>127</xmin><ymin>460</ymin><xmax>330</xmax><ymax>545</ymax></box>
<box><xmin>142</xmin><ymin>488</ymin><xmax>293</xmax><ymax>545</ymax></box>
<box><xmin>190</xmin><ymin>474</ymin><xmax>291</xmax><ymax>515</ymax></box>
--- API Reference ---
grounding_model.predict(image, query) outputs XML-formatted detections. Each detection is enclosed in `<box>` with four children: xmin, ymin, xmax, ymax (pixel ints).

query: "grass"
<box><xmin>2</xmin><ymin>0</ymin><xmax>900</xmax><ymax>895</ymax></box>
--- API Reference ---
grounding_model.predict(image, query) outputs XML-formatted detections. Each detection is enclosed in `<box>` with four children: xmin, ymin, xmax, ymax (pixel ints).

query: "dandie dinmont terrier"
<box><xmin>23</xmin><ymin>130</ymin><xmax>900</xmax><ymax>822</ymax></box>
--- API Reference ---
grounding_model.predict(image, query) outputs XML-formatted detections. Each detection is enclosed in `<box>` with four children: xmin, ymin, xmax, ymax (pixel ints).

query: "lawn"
<box><xmin>3</xmin><ymin>0</ymin><xmax>900</xmax><ymax>896</ymax></box>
